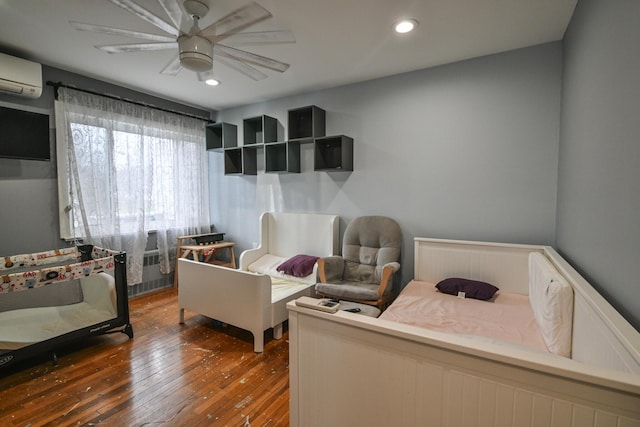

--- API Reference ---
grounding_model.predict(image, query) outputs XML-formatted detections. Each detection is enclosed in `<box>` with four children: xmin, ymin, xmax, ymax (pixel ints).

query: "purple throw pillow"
<box><xmin>276</xmin><ymin>254</ymin><xmax>319</xmax><ymax>278</ymax></box>
<box><xmin>436</xmin><ymin>277</ymin><xmax>499</xmax><ymax>301</ymax></box>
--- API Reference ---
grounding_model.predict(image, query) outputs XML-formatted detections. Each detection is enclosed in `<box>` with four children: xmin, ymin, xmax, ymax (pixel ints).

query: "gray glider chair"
<box><xmin>315</xmin><ymin>216</ymin><xmax>401</xmax><ymax>310</ymax></box>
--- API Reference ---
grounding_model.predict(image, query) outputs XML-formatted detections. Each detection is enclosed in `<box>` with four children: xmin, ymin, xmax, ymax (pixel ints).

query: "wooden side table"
<box><xmin>174</xmin><ymin>238</ymin><xmax>236</xmax><ymax>287</ymax></box>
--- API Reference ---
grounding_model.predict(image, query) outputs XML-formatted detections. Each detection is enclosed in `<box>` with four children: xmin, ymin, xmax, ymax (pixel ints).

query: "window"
<box><xmin>55</xmin><ymin>87</ymin><xmax>210</xmax><ymax>284</ymax></box>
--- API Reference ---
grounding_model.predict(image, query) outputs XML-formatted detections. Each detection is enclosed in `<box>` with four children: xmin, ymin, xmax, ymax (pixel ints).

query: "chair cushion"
<box><xmin>341</xmin><ymin>216</ymin><xmax>402</xmax><ymax>285</ymax></box>
<box><xmin>344</xmin><ymin>260</ymin><xmax>377</xmax><ymax>284</ymax></box>
<box><xmin>315</xmin><ymin>281</ymin><xmax>380</xmax><ymax>301</ymax></box>
<box><xmin>344</xmin><ymin>245</ymin><xmax>379</xmax><ymax>266</ymax></box>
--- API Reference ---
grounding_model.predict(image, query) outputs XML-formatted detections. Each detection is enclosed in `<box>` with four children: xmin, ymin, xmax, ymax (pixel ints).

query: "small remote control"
<box><xmin>295</xmin><ymin>296</ymin><xmax>340</xmax><ymax>313</ymax></box>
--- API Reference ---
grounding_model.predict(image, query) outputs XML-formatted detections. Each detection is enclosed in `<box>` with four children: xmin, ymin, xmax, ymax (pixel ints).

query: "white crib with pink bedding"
<box><xmin>379</xmin><ymin>279</ymin><xmax>550</xmax><ymax>353</ymax></box>
<box><xmin>287</xmin><ymin>237</ymin><xmax>640</xmax><ymax>426</ymax></box>
<box><xmin>379</xmin><ymin>250</ymin><xmax>573</xmax><ymax>357</ymax></box>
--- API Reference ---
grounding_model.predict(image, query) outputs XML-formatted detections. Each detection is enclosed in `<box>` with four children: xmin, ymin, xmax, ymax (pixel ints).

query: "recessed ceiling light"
<box><xmin>205</xmin><ymin>78</ymin><xmax>220</xmax><ymax>86</ymax></box>
<box><xmin>394</xmin><ymin>19</ymin><xmax>418</xmax><ymax>34</ymax></box>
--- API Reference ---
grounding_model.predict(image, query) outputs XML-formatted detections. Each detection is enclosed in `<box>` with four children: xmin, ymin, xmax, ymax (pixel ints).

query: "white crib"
<box><xmin>178</xmin><ymin>212</ymin><xmax>339</xmax><ymax>352</ymax></box>
<box><xmin>288</xmin><ymin>238</ymin><xmax>640</xmax><ymax>426</ymax></box>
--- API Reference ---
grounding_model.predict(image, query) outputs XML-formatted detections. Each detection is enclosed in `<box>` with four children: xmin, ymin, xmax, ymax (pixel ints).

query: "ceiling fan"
<box><xmin>70</xmin><ymin>0</ymin><xmax>294</xmax><ymax>82</ymax></box>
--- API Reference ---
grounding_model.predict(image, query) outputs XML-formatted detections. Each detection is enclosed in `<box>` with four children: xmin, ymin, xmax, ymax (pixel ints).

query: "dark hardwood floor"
<box><xmin>0</xmin><ymin>288</ymin><xmax>290</xmax><ymax>426</ymax></box>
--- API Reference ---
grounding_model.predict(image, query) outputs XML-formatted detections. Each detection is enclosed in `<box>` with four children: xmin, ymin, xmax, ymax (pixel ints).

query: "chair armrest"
<box><xmin>317</xmin><ymin>256</ymin><xmax>345</xmax><ymax>283</ymax></box>
<box><xmin>378</xmin><ymin>262</ymin><xmax>400</xmax><ymax>296</ymax></box>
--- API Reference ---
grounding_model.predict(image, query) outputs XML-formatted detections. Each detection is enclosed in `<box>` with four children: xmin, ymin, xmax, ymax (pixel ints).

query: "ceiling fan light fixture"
<box><xmin>205</xmin><ymin>78</ymin><xmax>220</xmax><ymax>86</ymax></box>
<box><xmin>178</xmin><ymin>35</ymin><xmax>213</xmax><ymax>72</ymax></box>
<box><xmin>394</xmin><ymin>19</ymin><xmax>418</xmax><ymax>34</ymax></box>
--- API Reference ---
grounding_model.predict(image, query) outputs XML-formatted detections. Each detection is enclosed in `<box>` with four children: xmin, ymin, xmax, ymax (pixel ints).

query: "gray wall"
<box><xmin>557</xmin><ymin>0</ymin><xmax>640</xmax><ymax>330</ymax></box>
<box><xmin>210</xmin><ymin>42</ymin><xmax>563</xmax><ymax>287</ymax></box>
<box><xmin>0</xmin><ymin>64</ymin><xmax>211</xmax><ymax>256</ymax></box>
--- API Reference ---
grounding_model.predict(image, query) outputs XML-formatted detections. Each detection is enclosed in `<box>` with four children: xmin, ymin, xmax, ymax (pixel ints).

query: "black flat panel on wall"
<box><xmin>0</xmin><ymin>106</ymin><xmax>50</xmax><ymax>161</ymax></box>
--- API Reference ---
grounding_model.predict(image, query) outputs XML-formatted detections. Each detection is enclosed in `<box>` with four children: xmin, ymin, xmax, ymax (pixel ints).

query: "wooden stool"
<box><xmin>174</xmin><ymin>237</ymin><xmax>235</xmax><ymax>287</ymax></box>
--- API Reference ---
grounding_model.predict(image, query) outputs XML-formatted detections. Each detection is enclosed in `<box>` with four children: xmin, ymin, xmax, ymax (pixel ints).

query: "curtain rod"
<box><xmin>46</xmin><ymin>81</ymin><xmax>212</xmax><ymax>122</ymax></box>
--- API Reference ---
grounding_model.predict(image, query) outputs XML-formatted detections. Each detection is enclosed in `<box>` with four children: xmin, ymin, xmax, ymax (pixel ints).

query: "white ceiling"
<box><xmin>0</xmin><ymin>0</ymin><xmax>577</xmax><ymax>111</ymax></box>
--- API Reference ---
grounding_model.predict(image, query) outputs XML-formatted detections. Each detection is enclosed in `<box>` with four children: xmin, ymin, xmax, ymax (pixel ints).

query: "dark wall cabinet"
<box><xmin>265</xmin><ymin>142</ymin><xmax>301</xmax><ymax>173</ymax></box>
<box><xmin>244</xmin><ymin>115</ymin><xmax>277</xmax><ymax>146</ymax></box>
<box><xmin>207</xmin><ymin>105</ymin><xmax>353</xmax><ymax>175</ymax></box>
<box><xmin>223</xmin><ymin>148</ymin><xmax>242</xmax><ymax>175</ymax></box>
<box><xmin>224</xmin><ymin>147</ymin><xmax>258</xmax><ymax>175</ymax></box>
<box><xmin>206</xmin><ymin>122</ymin><xmax>237</xmax><ymax>151</ymax></box>
<box><xmin>314</xmin><ymin>136</ymin><xmax>353</xmax><ymax>171</ymax></box>
<box><xmin>288</xmin><ymin>105</ymin><xmax>326</xmax><ymax>143</ymax></box>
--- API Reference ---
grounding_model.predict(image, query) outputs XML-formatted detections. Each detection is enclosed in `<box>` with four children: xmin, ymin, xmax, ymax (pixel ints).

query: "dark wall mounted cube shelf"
<box><xmin>216</xmin><ymin>106</ymin><xmax>353</xmax><ymax>175</ymax></box>
<box><xmin>224</xmin><ymin>147</ymin><xmax>258</xmax><ymax>175</ymax></box>
<box><xmin>288</xmin><ymin>105</ymin><xmax>326</xmax><ymax>143</ymax></box>
<box><xmin>314</xmin><ymin>135</ymin><xmax>353</xmax><ymax>171</ymax></box>
<box><xmin>224</xmin><ymin>148</ymin><xmax>243</xmax><ymax>175</ymax></box>
<box><xmin>206</xmin><ymin>122</ymin><xmax>237</xmax><ymax>151</ymax></box>
<box><xmin>241</xmin><ymin>146</ymin><xmax>258</xmax><ymax>175</ymax></box>
<box><xmin>265</xmin><ymin>142</ymin><xmax>301</xmax><ymax>173</ymax></box>
<box><xmin>244</xmin><ymin>115</ymin><xmax>278</xmax><ymax>146</ymax></box>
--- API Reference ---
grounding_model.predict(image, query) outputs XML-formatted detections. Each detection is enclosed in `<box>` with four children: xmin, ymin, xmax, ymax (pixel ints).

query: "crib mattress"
<box><xmin>379</xmin><ymin>280</ymin><xmax>549</xmax><ymax>352</ymax></box>
<box><xmin>0</xmin><ymin>302</ymin><xmax>117</xmax><ymax>350</ymax></box>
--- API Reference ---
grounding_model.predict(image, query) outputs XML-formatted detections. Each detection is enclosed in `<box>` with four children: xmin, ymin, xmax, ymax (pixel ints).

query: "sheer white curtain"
<box><xmin>55</xmin><ymin>87</ymin><xmax>210</xmax><ymax>284</ymax></box>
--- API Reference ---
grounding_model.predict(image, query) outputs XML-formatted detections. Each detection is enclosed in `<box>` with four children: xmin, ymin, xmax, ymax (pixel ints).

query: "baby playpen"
<box><xmin>0</xmin><ymin>245</ymin><xmax>132</xmax><ymax>368</ymax></box>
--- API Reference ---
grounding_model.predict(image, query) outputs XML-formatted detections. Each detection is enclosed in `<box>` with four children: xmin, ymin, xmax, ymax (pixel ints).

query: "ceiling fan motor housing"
<box><xmin>184</xmin><ymin>0</ymin><xmax>209</xmax><ymax>19</ymax></box>
<box><xmin>178</xmin><ymin>35</ymin><xmax>214</xmax><ymax>72</ymax></box>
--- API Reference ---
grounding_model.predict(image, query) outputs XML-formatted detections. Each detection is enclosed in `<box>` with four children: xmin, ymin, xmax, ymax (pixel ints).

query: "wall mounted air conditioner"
<box><xmin>0</xmin><ymin>52</ymin><xmax>42</xmax><ymax>99</ymax></box>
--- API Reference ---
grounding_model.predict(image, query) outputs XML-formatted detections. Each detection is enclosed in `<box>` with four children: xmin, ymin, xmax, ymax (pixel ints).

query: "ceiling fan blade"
<box><xmin>160</xmin><ymin>55</ymin><xmax>183</xmax><ymax>76</ymax></box>
<box><xmin>70</xmin><ymin>21</ymin><xmax>175</xmax><ymax>42</ymax></box>
<box><xmin>200</xmin><ymin>2</ymin><xmax>271</xmax><ymax>42</ymax></box>
<box><xmin>213</xmin><ymin>30</ymin><xmax>295</xmax><ymax>46</ymax></box>
<box><xmin>215</xmin><ymin>44</ymin><xmax>289</xmax><ymax>73</ymax></box>
<box><xmin>157</xmin><ymin>0</ymin><xmax>189</xmax><ymax>33</ymax></box>
<box><xmin>97</xmin><ymin>42</ymin><xmax>178</xmax><ymax>54</ymax></box>
<box><xmin>216</xmin><ymin>55</ymin><xmax>268</xmax><ymax>81</ymax></box>
<box><xmin>108</xmin><ymin>0</ymin><xmax>179</xmax><ymax>37</ymax></box>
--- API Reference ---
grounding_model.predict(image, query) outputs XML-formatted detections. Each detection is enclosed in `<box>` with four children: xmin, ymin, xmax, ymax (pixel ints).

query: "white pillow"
<box><xmin>247</xmin><ymin>254</ymin><xmax>285</xmax><ymax>275</ymax></box>
<box><xmin>529</xmin><ymin>252</ymin><xmax>574</xmax><ymax>357</ymax></box>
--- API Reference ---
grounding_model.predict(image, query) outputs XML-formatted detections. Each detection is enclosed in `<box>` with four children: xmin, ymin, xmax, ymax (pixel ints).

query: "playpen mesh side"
<box><xmin>0</xmin><ymin>246</ymin><xmax>121</xmax><ymax>313</ymax></box>
<box><xmin>0</xmin><ymin>280</ymin><xmax>84</xmax><ymax>313</ymax></box>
